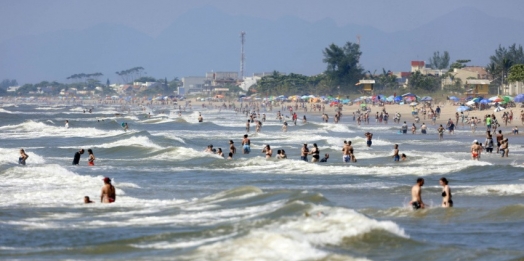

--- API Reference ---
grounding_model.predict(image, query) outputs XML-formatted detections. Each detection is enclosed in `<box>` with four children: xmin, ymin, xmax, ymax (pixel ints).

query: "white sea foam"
<box><xmin>186</xmin><ymin>205</ymin><xmax>398</xmax><ymax>261</ymax></box>
<box><xmin>457</xmin><ymin>184</ymin><xmax>524</xmax><ymax>196</ymax></box>
<box><xmin>0</xmin><ymin>148</ymin><xmax>46</xmax><ymax>166</ymax></box>
<box><xmin>0</xmin><ymin>120</ymin><xmax>131</xmax><ymax>139</ymax></box>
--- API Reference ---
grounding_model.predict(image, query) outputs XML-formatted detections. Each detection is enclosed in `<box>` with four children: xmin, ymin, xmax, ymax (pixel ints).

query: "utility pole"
<box><xmin>240</xmin><ymin>31</ymin><xmax>246</xmax><ymax>80</ymax></box>
<box><xmin>356</xmin><ymin>35</ymin><xmax>361</xmax><ymax>65</ymax></box>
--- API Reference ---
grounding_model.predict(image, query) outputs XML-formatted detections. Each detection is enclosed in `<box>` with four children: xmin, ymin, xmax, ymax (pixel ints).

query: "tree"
<box><xmin>376</xmin><ymin>68</ymin><xmax>398</xmax><ymax>91</ymax></box>
<box><xmin>0</xmin><ymin>79</ymin><xmax>18</xmax><ymax>90</ymax></box>
<box><xmin>429</xmin><ymin>51</ymin><xmax>450</xmax><ymax>69</ymax></box>
<box><xmin>408</xmin><ymin>71</ymin><xmax>440</xmax><ymax>92</ymax></box>
<box><xmin>449</xmin><ymin>59</ymin><xmax>471</xmax><ymax>71</ymax></box>
<box><xmin>322</xmin><ymin>42</ymin><xmax>364</xmax><ymax>92</ymax></box>
<box><xmin>134</xmin><ymin>76</ymin><xmax>156</xmax><ymax>83</ymax></box>
<box><xmin>508</xmin><ymin>64</ymin><xmax>524</xmax><ymax>83</ymax></box>
<box><xmin>116</xmin><ymin>67</ymin><xmax>145</xmax><ymax>83</ymax></box>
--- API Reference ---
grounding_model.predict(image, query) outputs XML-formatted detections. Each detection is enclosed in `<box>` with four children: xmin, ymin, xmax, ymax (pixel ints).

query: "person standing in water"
<box><xmin>65</xmin><ymin>120</ymin><xmax>69</xmax><ymax>129</ymax></box>
<box><xmin>410</xmin><ymin>178</ymin><xmax>425</xmax><ymax>210</ymax></box>
<box><xmin>229</xmin><ymin>140</ymin><xmax>236</xmax><ymax>155</ymax></box>
<box><xmin>421</xmin><ymin>123</ymin><xmax>427</xmax><ymax>134</ymax></box>
<box><xmin>300</xmin><ymin>143</ymin><xmax>309</xmax><ymax>162</ymax></box>
<box><xmin>364</xmin><ymin>132</ymin><xmax>373</xmax><ymax>147</ymax></box>
<box><xmin>440</xmin><ymin>177</ymin><xmax>453</xmax><ymax>208</ymax></box>
<box><xmin>87</xmin><ymin>149</ymin><xmax>96</xmax><ymax>166</ymax></box>
<box><xmin>72</xmin><ymin>149</ymin><xmax>84</xmax><ymax>165</ymax></box>
<box><xmin>241</xmin><ymin>134</ymin><xmax>251</xmax><ymax>154</ymax></box>
<box><xmin>262</xmin><ymin>145</ymin><xmax>272</xmax><ymax>158</ymax></box>
<box><xmin>309</xmin><ymin>143</ymin><xmax>320</xmax><ymax>162</ymax></box>
<box><xmin>198</xmin><ymin>113</ymin><xmax>203</xmax><ymax>122</ymax></box>
<box><xmin>246</xmin><ymin>120</ymin><xmax>250</xmax><ymax>133</ymax></box>
<box><xmin>100</xmin><ymin>177</ymin><xmax>116</xmax><ymax>203</ymax></box>
<box><xmin>19</xmin><ymin>149</ymin><xmax>29</xmax><ymax>165</ymax></box>
<box><xmin>393</xmin><ymin>144</ymin><xmax>400</xmax><ymax>162</ymax></box>
<box><xmin>437</xmin><ymin>125</ymin><xmax>445</xmax><ymax>141</ymax></box>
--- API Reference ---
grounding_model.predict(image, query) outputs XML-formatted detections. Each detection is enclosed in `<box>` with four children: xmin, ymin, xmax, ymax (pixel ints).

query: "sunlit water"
<box><xmin>1</xmin><ymin>103</ymin><xmax>523</xmax><ymax>260</ymax></box>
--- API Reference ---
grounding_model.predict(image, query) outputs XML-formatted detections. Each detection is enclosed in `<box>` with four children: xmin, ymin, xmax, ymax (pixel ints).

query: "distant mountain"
<box><xmin>1</xmin><ymin>6</ymin><xmax>523</xmax><ymax>84</ymax></box>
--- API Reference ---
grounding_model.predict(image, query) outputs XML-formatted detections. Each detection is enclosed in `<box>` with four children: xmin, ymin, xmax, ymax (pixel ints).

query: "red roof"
<box><xmin>411</xmin><ymin>61</ymin><xmax>425</xmax><ymax>67</ymax></box>
<box><xmin>400</xmin><ymin>72</ymin><xmax>411</xmax><ymax>78</ymax></box>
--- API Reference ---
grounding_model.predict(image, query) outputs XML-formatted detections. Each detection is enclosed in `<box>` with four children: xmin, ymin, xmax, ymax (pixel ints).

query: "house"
<box><xmin>410</xmin><ymin>61</ymin><xmax>446</xmax><ymax>76</ymax></box>
<box><xmin>465</xmin><ymin>79</ymin><xmax>491</xmax><ymax>96</ymax></box>
<box><xmin>6</xmin><ymin>86</ymin><xmax>21</xmax><ymax>92</ymax></box>
<box><xmin>506</xmin><ymin>81</ymin><xmax>524</xmax><ymax>95</ymax></box>
<box><xmin>357</xmin><ymin>79</ymin><xmax>375</xmax><ymax>94</ymax></box>
<box><xmin>182</xmin><ymin>76</ymin><xmax>208</xmax><ymax>93</ymax></box>
<box><xmin>206</xmin><ymin>72</ymin><xmax>238</xmax><ymax>87</ymax></box>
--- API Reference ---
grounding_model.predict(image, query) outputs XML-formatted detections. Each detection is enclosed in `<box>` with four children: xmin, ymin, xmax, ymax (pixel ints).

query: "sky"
<box><xmin>1</xmin><ymin>0</ymin><xmax>524</xmax><ymax>44</ymax></box>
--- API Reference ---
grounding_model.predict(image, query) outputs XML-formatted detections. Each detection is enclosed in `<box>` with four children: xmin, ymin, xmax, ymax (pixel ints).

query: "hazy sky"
<box><xmin>1</xmin><ymin>0</ymin><xmax>523</xmax><ymax>43</ymax></box>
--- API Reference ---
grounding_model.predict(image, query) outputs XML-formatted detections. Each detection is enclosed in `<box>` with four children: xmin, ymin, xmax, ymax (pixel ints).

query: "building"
<box><xmin>410</xmin><ymin>61</ymin><xmax>446</xmax><ymax>76</ymax></box>
<box><xmin>182</xmin><ymin>76</ymin><xmax>208</xmax><ymax>94</ymax></box>
<box><xmin>465</xmin><ymin>79</ymin><xmax>491</xmax><ymax>96</ymax></box>
<box><xmin>206</xmin><ymin>72</ymin><xmax>238</xmax><ymax>87</ymax></box>
<box><xmin>6</xmin><ymin>86</ymin><xmax>21</xmax><ymax>92</ymax></box>
<box><xmin>357</xmin><ymin>79</ymin><xmax>375</xmax><ymax>94</ymax></box>
<box><xmin>506</xmin><ymin>81</ymin><xmax>524</xmax><ymax>95</ymax></box>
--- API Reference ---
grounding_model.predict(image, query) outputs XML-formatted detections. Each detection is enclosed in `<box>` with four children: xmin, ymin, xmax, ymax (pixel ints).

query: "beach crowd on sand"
<box><xmin>12</xmin><ymin>97</ymin><xmax>523</xmax><ymax>210</ymax></box>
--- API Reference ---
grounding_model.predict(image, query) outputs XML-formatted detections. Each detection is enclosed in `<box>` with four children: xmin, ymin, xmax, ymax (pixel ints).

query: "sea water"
<box><xmin>0</xmin><ymin>103</ymin><xmax>523</xmax><ymax>260</ymax></box>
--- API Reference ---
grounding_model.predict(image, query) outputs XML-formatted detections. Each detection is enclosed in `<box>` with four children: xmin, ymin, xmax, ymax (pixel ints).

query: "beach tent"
<box><xmin>394</xmin><ymin>96</ymin><xmax>402</xmax><ymax>102</ymax></box>
<box><xmin>449</xmin><ymin>96</ymin><xmax>459</xmax><ymax>102</ymax></box>
<box><xmin>386</xmin><ymin>95</ymin><xmax>394</xmax><ymax>102</ymax></box>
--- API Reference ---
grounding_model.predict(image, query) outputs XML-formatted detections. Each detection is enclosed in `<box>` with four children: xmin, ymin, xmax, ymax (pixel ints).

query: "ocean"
<box><xmin>0</xmin><ymin>103</ymin><xmax>523</xmax><ymax>261</ymax></box>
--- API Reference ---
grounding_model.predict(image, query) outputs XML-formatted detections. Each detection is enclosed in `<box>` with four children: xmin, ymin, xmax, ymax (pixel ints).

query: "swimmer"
<box><xmin>393</xmin><ymin>144</ymin><xmax>400</xmax><ymax>162</ymax></box>
<box><xmin>227</xmin><ymin>152</ymin><xmax>233</xmax><ymax>160</ymax></box>
<box><xmin>401</xmin><ymin>153</ymin><xmax>407</xmax><ymax>161</ymax></box>
<box><xmin>500</xmin><ymin>138</ymin><xmax>509</xmax><ymax>157</ymax></box>
<box><xmin>342</xmin><ymin>141</ymin><xmax>350</xmax><ymax>163</ymax></box>
<box><xmin>320</xmin><ymin>153</ymin><xmax>330</xmax><ymax>162</ymax></box>
<box><xmin>242</xmin><ymin>134</ymin><xmax>251</xmax><ymax>154</ymax></box>
<box><xmin>301</xmin><ymin>143</ymin><xmax>309</xmax><ymax>162</ymax></box>
<box><xmin>198</xmin><ymin>113</ymin><xmax>203</xmax><ymax>122</ymax></box>
<box><xmin>84</xmin><ymin>196</ymin><xmax>94</xmax><ymax>204</ymax></box>
<box><xmin>513</xmin><ymin>126</ymin><xmax>519</xmax><ymax>135</ymax></box>
<box><xmin>364</xmin><ymin>132</ymin><xmax>373</xmax><ymax>147</ymax></box>
<box><xmin>217</xmin><ymin>148</ymin><xmax>224</xmax><ymax>157</ymax></box>
<box><xmin>205</xmin><ymin>145</ymin><xmax>214</xmax><ymax>153</ymax></box>
<box><xmin>101</xmin><ymin>177</ymin><xmax>116</xmax><ymax>203</ymax></box>
<box><xmin>401</xmin><ymin>121</ymin><xmax>408</xmax><ymax>134</ymax></box>
<box><xmin>409</xmin><ymin>178</ymin><xmax>425</xmax><ymax>210</ymax></box>
<box><xmin>65</xmin><ymin>120</ymin><xmax>69</xmax><ymax>129</ymax></box>
<box><xmin>229</xmin><ymin>140</ymin><xmax>236</xmax><ymax>154</ymax></box>
<box><xmin>437</xmin><ymin>125</ymin><xmax>444</xmax><ymax>141</ymax></box>
<box><xmin>246</xmin><ymin>120</ymin><xmax>250</xmax><ymax>133</ymax></box>
<box><xmin>72</xmin><ymin>149</ymin><xmax>84</xmax><ymax>165</ymax></box>
<box><xmin>471</xmin><ymin>140</ymin><xmax>480</xmax><ymax>160</ymax></box>
<box><xmin>496</xmin><ymin>130</ymin><xmax>503</xmax><ymax>153</ymax></box>
<box><xmin>309</xmin><ymin>143</ymin><xmax>320</xmax><ymax>162</ymax></box>
<box><xmin>262</xmin><ymin>145</ymin><xmax>272</xmax><ymax>158</ymax></box>
<box><xmin>87</xmin><ymin>149</ymin><xmax>95</xmax><ymax>166</ymax></box>
<box><xmin>421</xmin><ymin>123</ymin><xmax>427</xmax><ymax>134</ymax></box>
<box><xmin>18</xmin><ymin>148</ymin><xmax>29</xmax><ymax>165</ymax></box>
<box><xmin>280</xmin><ymin>149</ymin><xmax>287</xmax><ymax>159</ymax></box>
<box><xmin>282</xmin><ymin>121</ymin><xmax>288</xmax><ymax>132</ymax></box>
<box><xmin>439</xmin><ymin>177</ymin><xmax>453</xmax><ymax>207</ymax></box>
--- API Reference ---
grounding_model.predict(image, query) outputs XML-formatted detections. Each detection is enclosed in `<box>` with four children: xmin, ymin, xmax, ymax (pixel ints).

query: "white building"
<box><xmin>6</xmin><ymin>86</ymin><xmax>21</xmax><ymax>92</ymax></box>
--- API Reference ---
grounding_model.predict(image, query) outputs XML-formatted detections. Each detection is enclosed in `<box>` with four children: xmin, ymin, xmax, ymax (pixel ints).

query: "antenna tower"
<box><xmin>240</xmin><ymin>31</ymin><xmax>246</xmax><ymax>80</ymax></box>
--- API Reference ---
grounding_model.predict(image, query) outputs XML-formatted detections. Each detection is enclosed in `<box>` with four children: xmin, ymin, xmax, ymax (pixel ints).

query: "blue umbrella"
<box><xmin>514</xmin><ymin>94</ymin><xmax>524</xmax><ymax>102</ymax></box>
<box><xmin>394</xmin><ymin>96</ymin><xmax>402</xmax><ymax>102</ymax></box>
<box><xmin>480</xmin><ymin>99</ymin><xmax>490</xmax><ymax>104</ymax></box>
<box><xmin>449</xmin><ymin>96</ymin><xmax>459</xmax><ymax>102</ymax></box>
<box><xmin>456</xmin><ymin>106</ymin><xmax>470</xmax><ymax>112</ymax></box>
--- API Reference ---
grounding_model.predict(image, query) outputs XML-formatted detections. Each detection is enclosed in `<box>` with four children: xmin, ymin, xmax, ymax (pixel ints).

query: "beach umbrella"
<box><xmin>456</xmin><ymin>106</ymin><xmax>470</xmax><ymax>112</ymax></box>
<box><xmin>488</xmin><ymin>96</ymin><xmax>499</xmax><ymax>101</ymax></box>
<box><xmin>471</xmin><ymin>97</ymin><xmax>481</xmax><ymax>103</ymax></box>
<box><xmin>514</xmin><ymin>94</ymin><xmax>524</xmax><ymax>102</ymax></box>
<box><xmin>449</xmin><ymin>96</ymin><xmax>459</xmax><ymax>102</ymax></box>
<box><xmin>466</xmin><ymin>100</ymin><xmax>476</xmax><ymax>106</ymax></box>
<box><xmin>386</xmin><ymin>95</ymin><xmax>394</xmax><ymax>102</ymax></box>
<box><xmin>494</xmin><ymin>106</ymin><xmax>505</xmax><ymax>112</ymax></box>
<box><xmin>353</xmin><ymin>98</ymin><xmax>361</xmax><ymax>102</ymax></box>
<box><xmin>402</xmin><ymin>92</ymin><xmax>416</xmax><ymax>97</ymax></box>
<box><xmin>503</xmin><ymin>96</ymin><xmax>513</xmax><ymax>102</ymax></box>
<box><xmin>394</xmin><ymin>96</ymin><xmax>402</xmax><ymax>102</ymax></box>
<box><xmin>480</xmin><ymin>99</ymin><xmax>490</xmax><ymax>104</ymax></box>
<box><xmin>492</xmin><ymin>97</ymin><xmax>502</xmax><ymax>102</ymax></box>
<box><xmin>420</xmin><ymin>96</ymin><xmax>432</xmax><ymax>101</ymax></box>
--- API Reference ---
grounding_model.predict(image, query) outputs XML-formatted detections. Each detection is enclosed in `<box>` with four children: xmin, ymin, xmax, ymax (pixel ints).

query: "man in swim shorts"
<box><xmin>364</xmin><ymin>132</ymin><xmax>373</xmax><ymax>147</ymax></box>
<box><xmin>301</xmin><ymin>143</ymin><xmax>309</xmax><ymax>162</ymax></box>
<box><xmin>241</xmin><ymin>134</ymin><xmax>251</xmax><ymax>154</ymax></box>
<box><xmin>342</xmin><ymin>141</ymin><xmax>351</xmax><ymax>163</ymax></box>
<box><xmin>410</xmin><ymin>178</ymin><xmax>425</xmax><ymax>210</ymax></box>
<box><xmin>471</xmin><ymin>140</ymin><xmax>480</xmax><ymax>160</ymax></box>
<box><xmin>393</xmin><ymin>144</ymin><xmax>400</xmax><ymax>162</ymax></box>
